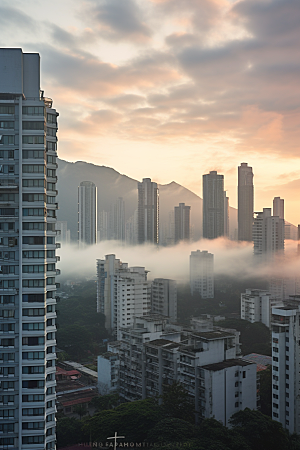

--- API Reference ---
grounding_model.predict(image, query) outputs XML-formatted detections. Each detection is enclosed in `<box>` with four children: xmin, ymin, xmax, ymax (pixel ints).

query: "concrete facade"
<box><xmin>190</xmin><ymin>250</ymin><xmax>214</xmax><ymax>298</ymax></box>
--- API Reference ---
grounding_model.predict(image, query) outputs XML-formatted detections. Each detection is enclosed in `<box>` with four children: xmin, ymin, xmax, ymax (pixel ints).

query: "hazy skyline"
<box><xmin>2</xmin><ymin>0</ymin><xmax>300</xmax><ymax>224</ymax></box>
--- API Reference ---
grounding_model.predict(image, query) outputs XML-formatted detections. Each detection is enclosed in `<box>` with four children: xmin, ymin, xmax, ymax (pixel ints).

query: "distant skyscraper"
<box><xmin>78</xmin><ymin>181</ymin><xmax>97</xmax><ymax>245</ymax></box>
<box><xmin>138</xmin><ymin>178</ymin><xmax>159</xmax><ymax>244</ymax></box>
<box><xmin>202</xmin><ymin>171</ymin><xmax>225</xmax><ymax>239</ymax></box>
<box><xmin>273</xmin><ymin>197</ymin><xmax>284</xmax><ymax>220</ymax></box>
<box><xmin>113</xmin><ymin>197</ymin><xmax>125</xmax><ymax>241</ymax></box>
<box><xmin>238</xmin><ymin>163</ymin><xmax>254</xmax><ymax>241</ymax></box>
<box><xmin>174</xmin><ymin>203</ymin><xmax>190</xmax><ymax>243</ymax></box>
<box><xmin>253</xmin><ymin>208</ymin><xmax>284</xmax><ymax>261</ymax></box>
<box><xmin>190</xmin><ymin>250</ymin><xmax>214</xmax><ymax>298</ymax></box>
<box><xmin>56</xmin><ymin>220</ymin><xmax>70</xmax><ymax>245</ymax></box>
<box><xmin>0</xmin><ymin>48</ymin><xmax>57</xmax><ymax>450</ymax></box>
<box><xmin>224</xmin><ymin>192</ymin><xmax>229</xmax><ymax>238</ymax></box>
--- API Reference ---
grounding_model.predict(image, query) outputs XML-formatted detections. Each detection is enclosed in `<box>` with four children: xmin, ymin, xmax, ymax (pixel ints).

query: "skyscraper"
<box><xmin>174</xmin><ymin>203</ymin><xmax>190</xmax><ymax>243</ymax></box>
<box><xmin>113</xmin><ymin>197</ymin><xmax>125</xmax><ymax>242</ymax></box>
<box><xmin>0</xmin><ymin>48</ymin><xmax>57</xmax><ymax>450</ymax></box>
<box><xmin>238</xmin><ymin>163</ymin><xmax>254</xmax><ymax>241</ymax></box>
<box><xmin>273</xmin><ymin>196</ymin><xmax>284</xmax><ymax>220</ymax></box>
<box><xmin>190</xmin><ymin>250</ymin><xmax>214</xmax><ymax>298</ymax></box>
<box><xmin>202</xmin><ymin>171</ymin><xmax>224</xmax><ymax>239</ymax></box>
<box><xmin>224</xmin><ymin>192</ymin><xmax>229</xmax><ymax>238</ymax></box>
<box><xmin>137</xmin><ymin>178</ymin><xmax>159</xmax><ymax>244</ymax></box>
<box><xmin>78</xmin><ymin>181</ymin><xmax>97</xmax><ymax>245</ymax></box>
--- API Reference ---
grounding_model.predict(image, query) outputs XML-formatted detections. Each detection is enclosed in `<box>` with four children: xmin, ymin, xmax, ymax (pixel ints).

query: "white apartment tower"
<box><xmin>238</xmin><ymin>163</ymin><xmax>254</xmax><ymax>242</ymax></box>
<box><xmin>0</xmin><ymin>49</ymin><xmax>58</xmax><ymax>450</ymax></box>
<box><xmin>151</xmin><ymin>278</ymin><xmax>177</xmax><ymax>322</ymax></box>
<box><xmin>271</xmin><ymin>299</ymin><xmax>300</xmax><ymax>434</ymax></box>
<box><xmin>97</xmin><ymin>255</ymin><xmax>151</xmax><ymax>338</ymax></box>
<box><xmin>138</xmin><ymin>178</ymin><xmax>159</xmax><ymax>245</ymax></box>
<box><xmin>253</xmin><ymin>208</ymin><xmax>284</xmax><ymax>261</ymax></box>
<box><xmin>190</xmin><ymin>250</ymin><xmax>214</xmax><ymax>298</ymax></box>
<box><xmin>78</xmin><ymin>181</ymin><xmax>97</xmax><ymax>245</ymax></box>
<box><xmin>202</xmin><ymin>171</ymin><xmax>225</xmax><ymax>239</ymax></box>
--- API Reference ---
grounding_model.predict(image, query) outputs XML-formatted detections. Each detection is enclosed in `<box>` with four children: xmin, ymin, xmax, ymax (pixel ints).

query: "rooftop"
<box><xmin>243</xmin><ymin>353</ymin><xmax>272</xmax><ymax>372</ymax></box>
<box><xmin>191</xmin><ymin>330</ymin><xmax>235</xmax><ymax>340</ymax></box>
<box><xmin>202</xmin><ymin>359</ymin><xmax>254</xmax><ymax>372</ymax></box>
<box><xmin>146</xmin><ymin>339</ymin><xmax>180</xmax><ymax>349</ymax></box>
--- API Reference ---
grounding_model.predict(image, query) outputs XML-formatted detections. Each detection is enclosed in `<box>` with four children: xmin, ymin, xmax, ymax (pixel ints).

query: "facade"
<box><xmin>190</xmin><ymin>250</ymin><xmax>214</xmax><ymax>298</ymax></box>
<box><xmin>138</xmin><ymin>178</ymin><xmax>159</xmax><ymax>244</ymax></box>
<box><xmin>117</xmin><ymin>317</ymin><xmax>257</xmax><ymax>424</ymax></box>
<box><xmin>96</xmin><ymin>255</ymin><xmax>151</xmax><ymax>338</ymax></box>
<box><xmin>174</xmin><ymin>203</ymin><xmax>190</xmax><ymax>243</ymax></box>
<box><xmin>273</xmin><ymin>196</ymin><xmax>284</xmax><ymax>220</ymax></box>
<box><xmin>224</xmin><ymin>192</ymin><xmax>229</xmax><ymax>238</ymax></box>
<box><xmin>151</xmin><ymin>278</ymin><xmax>177</xmax><ymax>322</ymax></box>
<box><xmin>253</xmin><ymin>208</ymin><xmax>284</xmax><ymax>261</ymax></box>
<box><xmin>0</xmin><ymin>48</ymin><xmax>57</xmax><ymax>450</ymax></box>
<box><xmin>271</xmin><ymin>299</ymin><xmax>300</xmax><ymax>434</ymax></box>
<box><xmin>78</xmin><ymin>181</ymin><xmax>97</xmax><ymax>246</ymax></box>
<box><xmin>113</xmin><ymin>197</ymin><xmax>125</xmax><ymax>242</ymax></box>
<box><xmin>98</xmin><ymin>210</ymin><xmax>108</xmax><ymax>241</ymax></box>
<box><xmin>202</xmin><ymin>171</ymin><xmax>225</xmax><ymax>239</ymax></box>
<box><xmin>241</xmin><ymin>289</ymin><xmax>282</xmax><ymax>328</ymax></box>
<box><xmin>238</xmin><ymin>163</ymin><xmax>254</xmax><ymax>242</ymax></box>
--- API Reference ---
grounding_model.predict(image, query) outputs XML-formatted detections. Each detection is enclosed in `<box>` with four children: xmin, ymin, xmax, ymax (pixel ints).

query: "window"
<box><xmin>23</xmin><ymin>308</ymin><xmax>45</xmax><ymax>316</ymax></box>
<box><xmin>23</xmin><ymin>178</ymin><xmax>45</xmax><ymax>188</ymax></box>
<box><xmin>23</xmin><ymin>193</ymin><xmax>45</xmax><ymax>202</ymax></box>
<box><xmin>0</xmin><ymin>105</ymin><xmax>14</xmax><ymax>114</ymax></box>
<box><xmin>0</xmin><ymin>135</ymin><xmax>14</xmax><ymax>145</ymax></box>
<box><xmin>23</xmin><ymin>208</ymin><xmax>46</xmax><ymax>217</ymax></box>
<box><xmin>235</xmin><ymin>402</ymin><xmax>239</xmax><ymax>407</ymax></box>
<box><xmin>46</xmin><ymin>277</ymin><xmax>55</xmax><ymax>286</ymax></box>
<box><xmin>273</xmin><ymin>403</ymin><xmax>278</xmax><ymax>409</ymax></box>
<box><xmin>0</xmin><ymin>121</ymin><xmax>14</xmax><ymax>129</ymax></box>
<box><xmin>47</xmin><ymin>113</ymin><xmax>57</xmax><ymax>124</ymax></box>
<box><xmin>0</xmin><ymin>338</ymin><xmax>14</xmax><ymax>347</ymax></box>
<box><xmin>23</xmin><ymin>121</ymin><xmax>45</xmax><ymax>131</ymax></box>
<box><xmin>22</xmin><ymin>322</ymin><xmax>45</xmax><ymax>331</ymax></box>
<box><xmin>22</xmin><ymin>164</ymin><xmax>45</xmax><ymax>173</ymax></box>
<box><xmin>47</xmin><ymin>127</ymin><xmax>56</xmax><ymax>137</ymax></box>
<box><xmin>0</xmin><ymin>208</ymin><xmax>15</xmax><ymax>215</ymax></box>
<box><xmin>0</xmin><ymin>409</ymin><xmax>14</xmax><ymax>418</ymax></box>
<box><xmin>22</xmin><ymin>279</ymin><xmax>45</xmax><ymax>288</ymax></box>
<box><xmin>22</xmin><ymin>135</ymin><xmax>45</xmax><ymax>145</ymax></box>
<box><xmin>23</xmin><ymin>250</ymin><xmax>45</xmax><ymax>259</ymax></box>
<box><xmin>23</xmin><ymin>293</ymin><xmax>45</xmax><ymax>303</ymax></box>
<box><xmin>23</xmin><ymin>265</ymin><xmax>45</xmax><ymax>273</ymax></box>
<box><xmin>46</xmin><ymin>141</ymin><xmax>56</xmax><ymax>151</ymax></box>
<box><xmin>0</xmin><ymin>367</ymin><xmax>14</xmax><ymax>376</ymax></box>
<box><xmin>22</xmin><ymin>352</ymin><xmax>45</xmax><ymax>360</ymax></box>
<box><xmin>22</xmin><ymin>380</ymin><xmax>45</xmax><ymax>389</ymax></box>
<box><xmin>0</xmin><ymin>354</ymin><xmax>14</xmax><ymax>363</ymax></box>
<box><xmin>22</xmin><ymin>435</ymin><xmax>44</xmax><ymax>444</ymax></box>
<box><xmin>0</xmin><ymin>295</ymin><xmax>14</xmax><ymax>304</ymax></box>
<box><xmin>22</xmin><ymin>421</ymin><xmax>44</xmax><ymax>429</ymax></box>
<box><xmin>0</xmin><ymin>149</ymin><xmax>14</xmax><ymax>158</ymax></box>
<box><xmin>22</xmin><ymin>366</ymin><xmax>45</xmax><ymax>374</ymax></box>
<box><xmin>22</xmin><ymin>106</ymin><xmax>44</xmax><ymax>116</ymax></box>
<box><xmin>23</xmin><ymin>222</ymin><xmax>46</xmax><ymax>231</ymax></box>
<box><xmin>22</xmin><ymin>336</ymin><xmax>45</xmax><ymax>345</ymax></box>
<box><xmin>22</xmin><ymin>407</ymin><xmax>45</xmax><ymax>416</ymax></box>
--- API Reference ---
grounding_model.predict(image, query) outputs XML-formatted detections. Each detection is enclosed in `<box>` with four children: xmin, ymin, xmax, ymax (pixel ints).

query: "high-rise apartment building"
<box><xmin>138</xmin><ymin>178</ymin><xmax>159</xmax><ymax>244</ymax></box>
<box><xmin>271</xmin><ymin>298</ymin><xmax>300</xmax><ymax>434</ymax></box>
<box><xmin>238</xmin><ymin>163</ymin><xmax>254</xmax><ymax>242</ymax></box>
<box><xmin>78</xmin><ymin>181</ymin><xmax>97</xmax><ymax>245</ymax></box>
<box><xmin>0</xmin><ymin>48</ymin><xmax>57</xmax><ymax>450</ymax></box>
<box><xmin>202</xmin><ymin>171</ymin><xmax>224</xmax><ymax>239</ymax></box>
<box><xmin>253</xmin><ymin>208</ymin><xmax>284</xmax><ymax>261</ymax></box>
<box><xmin>273</xmin><ymin>197</ymin><xmax>284</xmax><ymax>220</ymax></box>
<box><xmin>174</xmin><ymin>203</ymin><xmax>190</xmax><ymax>243</ymax></box>
<box><xmin>151</xmin><ymin>278</ymin><xmax>177</xmax><ymax>322</ymax></box>
<box><xmin>97</xmin><ymin>255</ymin><xmax>151</xmax><ymax>338</ymax></box>
<box><xmin>190</xmin><ymin>250</ymin><xmax>214</xmax><ymax>298</ymax></box>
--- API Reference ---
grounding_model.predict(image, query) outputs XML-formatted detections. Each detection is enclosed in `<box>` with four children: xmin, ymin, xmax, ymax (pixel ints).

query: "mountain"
<box><xmin>57</xmin><ymin>159</ymin><xmax>238</xmax><ymax>241</ymax></box>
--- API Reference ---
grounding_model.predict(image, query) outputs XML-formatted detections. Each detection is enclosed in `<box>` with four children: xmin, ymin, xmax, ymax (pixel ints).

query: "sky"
<box><xmin>1</xmin><ymin>0</ymin><xmax>300</xmax><ymax>224</ymax></box>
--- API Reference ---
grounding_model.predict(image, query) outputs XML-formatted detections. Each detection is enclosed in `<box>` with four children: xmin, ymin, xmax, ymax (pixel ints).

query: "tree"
<box><xmin>146</xmin><ymin>417</ymin><xmax>196</xmax><ymax>443</ymax></box>
<box><xmin>73</xmin><ymin>404</ymin><xmax>88</xmax><ymax>419</ymax></box>
<box><xmin>91</xmin><ymin>393</ymin><xmax>120</xmax><ymax>412</ymax></box>
<box><xmin>230</xmin><ymin>408</ymin><xmax>290</xmax><ymax>450</ymax></box>
<box><xmin>56</xmin><ymin>417</ymin><xmax>87</xmax><ymax>448</ymax></box>
<box><xmin>259</xmin><ymin>366</ymin><xmax>272</xmax><ymax>416</ymax></box>
<box><xmin>160</xmin><ymin>382</ymin><xmax>195</xmax><ymax>424</ymax></box>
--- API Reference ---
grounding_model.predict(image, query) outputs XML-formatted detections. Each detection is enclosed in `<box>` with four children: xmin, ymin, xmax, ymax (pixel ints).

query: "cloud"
<box><xmin>58</xmin><ymin>238</ymin><xmax>300</xmax><ymax>283</ymax></box>
<box><xmin>83</xmin><ymin>0</ymin><xmax>152</xmax><ymax>43</ymax></box>
<box><xmin>0</xmin><ymin>5</ymin><xmax>36</xmax><ymax>31</ymax></box>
